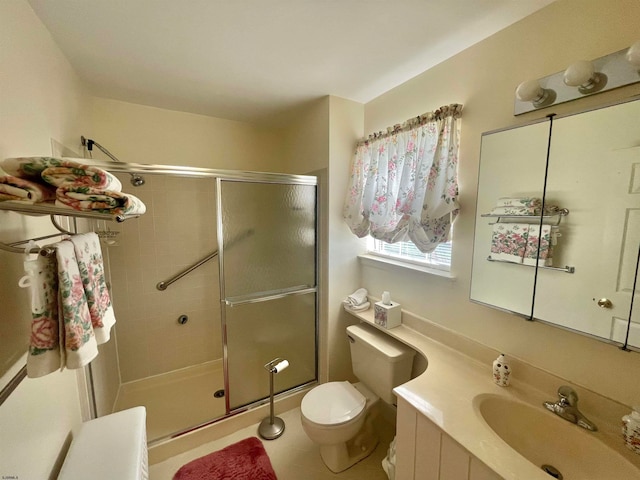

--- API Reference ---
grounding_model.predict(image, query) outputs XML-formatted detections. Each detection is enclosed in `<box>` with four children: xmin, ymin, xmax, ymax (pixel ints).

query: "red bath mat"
<box><xmin>172</xmin><ymin>436</ymin><xmax>277</xmax><ymax>480</ymax></box>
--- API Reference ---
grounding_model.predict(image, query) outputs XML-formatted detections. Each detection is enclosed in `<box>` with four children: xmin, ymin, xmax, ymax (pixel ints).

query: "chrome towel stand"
<box><xmin>258</xmin><ymin>358</ymin><xmax>289</xmax><ymax>440</ymax></box>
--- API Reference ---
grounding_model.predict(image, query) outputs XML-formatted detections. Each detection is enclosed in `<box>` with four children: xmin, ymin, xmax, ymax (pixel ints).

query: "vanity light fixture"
<box><xmin>627</xmin><ymin>40</ymin><xmax>640</xmax><ymax>69</ymax></box>
<box><xmin>563</xmin><ymin>60</ymin><xmax>604</xmax><ymax>93</ymax></box>
<box><xmin>514</xmin><ymin>41</ymin><xmax>640</xmax><ymax>115</ymax></box>
<box><xmin>515</xmin><ymin>79</ymin><xmax>554</xmax><ymax>107</ymax></box>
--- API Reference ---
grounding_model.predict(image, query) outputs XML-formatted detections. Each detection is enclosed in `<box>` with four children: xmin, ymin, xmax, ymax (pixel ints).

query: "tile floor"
<box><xmin>150</xmin><ymin>407</ymin><xmax>395</xmax><ymax>480</ymax></box>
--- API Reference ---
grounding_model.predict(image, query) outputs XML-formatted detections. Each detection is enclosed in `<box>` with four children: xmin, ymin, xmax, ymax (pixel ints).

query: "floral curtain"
<box><xmin>343</xmin><ymin>104</ymin><xmax>462</xmax><ymax>253</ymax></box>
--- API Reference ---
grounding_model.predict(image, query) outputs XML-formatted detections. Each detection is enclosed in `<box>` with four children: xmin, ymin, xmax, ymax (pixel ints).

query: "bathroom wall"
<box><xmin>0</xmin><ymin>1</ymin><xmax>89</xmax><ymax>478</ymax></box>
<box><xmin>360</xmin><ymin>0</ymin><xmax>640</xmax><ymax>407</ymax></box>
<box><xmin>107</xmin><ymin>173</ymin><xmax>219</xmax><ymax>382</ymax></box>
<box><xmin>281</xmin><ymin>96</ymin><xmax>366</xmax><ymax>382</ymax></box>
<box><xmin>86</xmin><ymin>96</ymin><xmax>288</xmax><ymax>171</ymax></box>
<box><xmin>84</xmin><ymin>79</ymin><xmax>293</xmax><ymax>384</ymax></box>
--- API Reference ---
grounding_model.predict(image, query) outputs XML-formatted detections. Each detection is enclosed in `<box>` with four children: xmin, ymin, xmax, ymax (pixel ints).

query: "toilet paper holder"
<box><xmin>258</xmin><ymin>357</ymin><xmax>289</xmax><ymax>440</ymax></box>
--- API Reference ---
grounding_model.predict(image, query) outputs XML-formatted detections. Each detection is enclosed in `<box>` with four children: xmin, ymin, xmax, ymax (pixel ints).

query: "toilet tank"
<box><xmin>346</xmin><ymin>323</ymin><xmax>415</xmax><ymax>405</ymax></box>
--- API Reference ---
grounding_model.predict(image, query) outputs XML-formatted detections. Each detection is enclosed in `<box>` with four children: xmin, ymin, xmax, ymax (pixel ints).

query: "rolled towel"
<box><xmin>55</xmin><ymin>186</ymin><xmax>146</xmax><ymax>216</ymax></box>
<box><xmin>0</xmin><ymin>175</ymin><xmax>56</xmax><ymax>203</ymax></box>
<box><xmin>343</xmin><ymin>288</ymin><xmax>368</xmax><ymax>307</ymax></box>
<box><xmin>41</xmin><ymin>161</ymin><xmax>122</xmax><ymax>191</ymax></box>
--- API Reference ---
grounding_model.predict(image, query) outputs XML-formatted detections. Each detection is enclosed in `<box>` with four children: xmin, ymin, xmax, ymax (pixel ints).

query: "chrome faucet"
<box><xmin>543</xmin><ymin>386</ymin><xmax>598</xmax><ymax>431</ymax></box>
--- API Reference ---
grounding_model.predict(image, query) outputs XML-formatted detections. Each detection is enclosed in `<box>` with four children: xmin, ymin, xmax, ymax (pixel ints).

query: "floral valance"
<box><xmin>343</xmin><ymin>104</ymin><xmax>462</xmax><ymax>253</ymax></box>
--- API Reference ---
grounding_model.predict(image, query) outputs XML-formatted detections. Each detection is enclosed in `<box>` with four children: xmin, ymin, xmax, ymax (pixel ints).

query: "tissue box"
<box><xmin>374</xmin><ymin>301</ymin><xmax>402</xmax><ymax>329</ymax></box>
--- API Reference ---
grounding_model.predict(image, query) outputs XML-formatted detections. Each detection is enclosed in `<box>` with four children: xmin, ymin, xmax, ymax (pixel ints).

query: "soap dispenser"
<box><xmin>492</xmin><ymin>353</ymin><xmax>511</xmax><ymax>387</ymax></box>
<box><xmin>622</xmin><ymin>406</ymin><xmax>640</xmax><ymax>454</ymax></box>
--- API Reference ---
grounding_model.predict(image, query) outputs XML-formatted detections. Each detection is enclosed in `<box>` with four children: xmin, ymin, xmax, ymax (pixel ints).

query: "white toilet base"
<box><xmin>319</xmin><ymin>414</ymin><xmax>378</xmax><ymax>473</ymax></box>
<box><xmin>320</xmin><ymin>428</ymin><xmax>378</xmax><ymax>473</ymax></box>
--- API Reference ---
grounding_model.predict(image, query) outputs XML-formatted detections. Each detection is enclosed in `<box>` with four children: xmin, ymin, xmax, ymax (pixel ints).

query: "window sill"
<box><xmin>358</xmin><ymin>253</ymin><xmax>456</xmax><ymax>280</ymax></box>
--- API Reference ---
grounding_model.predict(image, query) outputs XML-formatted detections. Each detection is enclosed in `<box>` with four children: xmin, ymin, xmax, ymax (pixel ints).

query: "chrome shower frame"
<box><xmin>82</xmin><ymin>160</ymin><xmax>320</xmax><ymax>444</ymax></box>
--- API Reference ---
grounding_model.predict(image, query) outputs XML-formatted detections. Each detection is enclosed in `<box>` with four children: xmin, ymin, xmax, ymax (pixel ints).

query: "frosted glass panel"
<box><xmin>225</xmin><ymin>292</ymin><xmax>316</xmax><ymax>410</ymax></box>
<box><xmin>220</xmin><ymin>181</ymin><xmax>316</xmax><ymax>299</ymax></box>
<box><xmin>219</xmin><ymin>178</ymin><xmax>317</xmax><ymax>411</ymax></box>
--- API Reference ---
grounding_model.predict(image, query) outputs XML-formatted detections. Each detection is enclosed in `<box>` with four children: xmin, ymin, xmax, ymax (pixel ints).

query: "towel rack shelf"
<box><xmin>0</xmin><ymin>201</ymin><xmax>138</xmax><ymax>255</ymax></box>
<box><xmin>486</xmin><ymin>256</ymin><xmax>575</xmax><ymax>273</ymax></box>
<box><xmin>482</xmin><ymin>208</ymin><xmax>569</xmax><ymax>226</ymax></box>
<box><xmin>0</xmin><ymin>200</ymin><xmax>139</xmax><ymax>223</ymax></box>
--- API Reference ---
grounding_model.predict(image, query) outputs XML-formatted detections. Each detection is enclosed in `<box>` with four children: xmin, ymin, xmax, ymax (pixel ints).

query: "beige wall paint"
<box><xmin>327</xmin><ymin>96</ymin><xmax>366</xmax><ymax>381</ymax></box>
<box><xmin>281</xmin><ymin>96</ymin><xmax>366</xmax><ymax>382</ymax></box>
<box><xmin>0</xmin><ymin>1</ymin><xmax>88</xmax><ymax>478</ymax></box>
<box><xmin>87</xmin><ymin>97</ymin><xmax>287</xmax><ymax>172</ymax></box>
<box><xmin>281</xmin><ymin>98</ymin><xmax>331</xmax><ymax>381</ymax></box>
<box><xmin>361</xmin><ymin>0</ymin><xmax>640</xmax><ymax>406</ymax></box>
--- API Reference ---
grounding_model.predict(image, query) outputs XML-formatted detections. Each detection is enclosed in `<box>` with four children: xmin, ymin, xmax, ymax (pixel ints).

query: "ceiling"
<box><xmin>28</xmin><ymin>0</ymin><xmax>554</xmax><ymax>125</ymax></box>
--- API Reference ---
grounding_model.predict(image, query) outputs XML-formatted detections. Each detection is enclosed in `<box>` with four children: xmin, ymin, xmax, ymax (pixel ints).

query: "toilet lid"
<box><xmin>302</xmin><ymin>381</ymin><xmax>366</xmax><ymax>426</ymax></box>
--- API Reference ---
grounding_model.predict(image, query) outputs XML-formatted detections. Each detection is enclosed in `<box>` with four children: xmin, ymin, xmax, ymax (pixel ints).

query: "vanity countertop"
<box><xmin>346</xmin><ymin>306</ymin><xmax>640</xmax><ymax>480</ymax></box>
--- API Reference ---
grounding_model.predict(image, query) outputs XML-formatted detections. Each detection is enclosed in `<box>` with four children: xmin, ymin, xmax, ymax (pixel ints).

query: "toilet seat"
<box><xmin>301</xmin><ymin>381</ymin><xmax>366</xmax><ymax>426</ymax></box>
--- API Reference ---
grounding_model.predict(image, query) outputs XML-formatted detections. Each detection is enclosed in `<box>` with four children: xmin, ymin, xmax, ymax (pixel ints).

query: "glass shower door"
<box><xmin>217</xmin><ymin>179</ymin><xmax>317</xmax><ymax>412</ymax></box>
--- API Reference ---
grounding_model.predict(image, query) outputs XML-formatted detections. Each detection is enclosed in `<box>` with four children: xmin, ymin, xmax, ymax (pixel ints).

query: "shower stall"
<box><xmin>89</xmin><ymin>164</ymin><xmax>318</xmax><ymax>443</ymax></box>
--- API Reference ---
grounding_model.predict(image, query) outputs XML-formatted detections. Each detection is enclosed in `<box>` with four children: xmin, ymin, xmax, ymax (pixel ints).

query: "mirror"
<box><xmin>470</xmin><ymin>120</ymin><xmax>550</xmax><ymax>317</ymax></box>
<box><xmin>471</xmin><ymin>98</ymin><xmax>640</xmax><ymax>350</ymax></box>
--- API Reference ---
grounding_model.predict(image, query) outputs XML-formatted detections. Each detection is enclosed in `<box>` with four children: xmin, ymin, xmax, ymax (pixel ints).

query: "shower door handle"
<box><xmin>224</xmin><ymin>285</ymin><xmax>317</xmax><ymax>307</ymax></box>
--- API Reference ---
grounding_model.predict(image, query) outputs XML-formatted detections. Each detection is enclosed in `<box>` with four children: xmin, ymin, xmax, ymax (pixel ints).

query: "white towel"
<box><xmin>344</xmin><ymin>301</ymin><xmax>370</xmax><ymax>313</ymax></box>
<box><xmin>343</xmin><ymin>288</ymin><xmax>368</xmax><ymax>307</ymax></box>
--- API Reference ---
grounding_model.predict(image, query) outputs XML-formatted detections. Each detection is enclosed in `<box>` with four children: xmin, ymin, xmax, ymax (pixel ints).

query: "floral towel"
<box><xmin>490</xmin><ymin>197</ymin><xmax>542</xmax><ymax>216</ymax></box>
<box><xmin>0</xmin><ymin>174</ymin><xmax>56</xmax><ymax>203</ymax></box>
<box><xmin>70</xmin><ymin>233</ymin><xmax>116</xmax><ymax>344</ymax></box>
<box><xmin>41</xmin><ymin>161</ymin><xmax>122</xmax><ymax>191</ymax></box>
<box><xmin>523</xmin><ymin>225</ymin><xmax>554</xmax><ymax>266</ymax></box>
<box><xmin>489</xmin><ymin>205</ymin><xmax>542</xmax><ymax>216</ymax></box>
<box><xmin>2</xmin><ymin>156</ymin><xmax>122</xmax><ymax>190</ymax></box>
<box><xmin>55</xmin><ymin>186</ymin><xmax>146</xmax><ymax>216</ymax></box>
<box><xmin>23</xmin><ymin>255</ymin><xmax>62</xmax><ymax>378</ymax></box>
<box><xmin>55</xmin><ymin>240</ymin><xmax>99</xmax><ymax>370</ymax></box>
<box><xmin>1</xmin><ymin>156</ymin><xmax>65</xmax><ymax>180</ymax></box>
<box><xmin>490</xmin><ymin>223</ymin><xmax>529</xmax><ymax>264</ymax></box>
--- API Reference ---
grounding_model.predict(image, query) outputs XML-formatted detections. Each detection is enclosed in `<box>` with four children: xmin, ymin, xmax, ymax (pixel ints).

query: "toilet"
<box><xmin>301</xmin><ymin>323</ymin><xmax>415</xmax><ymax>473</ymax></box>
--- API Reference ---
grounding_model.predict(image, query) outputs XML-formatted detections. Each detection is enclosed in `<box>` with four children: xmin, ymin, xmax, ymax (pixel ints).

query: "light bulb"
<box><xmin>516</xmin><ymin>79</ymin><xmax>547</xmax><ymax>104</ymax></box>
<box><xmin>563</xmin><ymin>60</ymin><xmax>597</xmax><ymax>88</ymax></box>
<box><xmin>627</xmin><ymin>41</ymin><xmax>640</xmax><ymax>68</ymax></box>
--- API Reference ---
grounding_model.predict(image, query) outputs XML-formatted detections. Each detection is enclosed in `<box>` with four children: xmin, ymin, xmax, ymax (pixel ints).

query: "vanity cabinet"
<box><xmin>396</xmin><ymin>397</ymin><xmax>502</xmax><ymax>480</ymax></box>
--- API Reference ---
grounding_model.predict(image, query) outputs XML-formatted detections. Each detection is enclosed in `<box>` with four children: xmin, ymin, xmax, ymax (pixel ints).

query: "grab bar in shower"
<box><xmin>156</xmin><ymin>228</ymin><xmax>255</xmax><ymax>291</ymax></box>
<box><xmin>156</xmin><ymin>250</ymin><xmax>218</xmax><ymax>291</ymax></box>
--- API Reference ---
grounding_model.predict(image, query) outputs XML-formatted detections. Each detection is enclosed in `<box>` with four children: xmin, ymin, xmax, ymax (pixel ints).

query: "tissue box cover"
<box><xmin>374</xmin><ymin>301</ymin><xmax>401</xmax><ymax>329</ymax></box>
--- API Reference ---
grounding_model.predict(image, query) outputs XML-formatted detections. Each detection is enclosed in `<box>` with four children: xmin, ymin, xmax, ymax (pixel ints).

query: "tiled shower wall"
<box><xmin>107</xmin><ymin>174</ymin><xmax>221</xmax><ymax>382</ymax></box>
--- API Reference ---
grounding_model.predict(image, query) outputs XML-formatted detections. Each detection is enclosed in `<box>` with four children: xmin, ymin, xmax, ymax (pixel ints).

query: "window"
<box><xmin>367</xmin><ymin>237</ymin><xmax>452</xmax><ymax>271</ymax></box>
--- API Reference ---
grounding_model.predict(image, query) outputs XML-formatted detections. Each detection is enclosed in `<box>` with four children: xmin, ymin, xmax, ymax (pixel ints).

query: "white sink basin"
<box><xmin>474</xmin><ymin>394</ymin><xmax>640</xmax><ymax>479</ymax></box>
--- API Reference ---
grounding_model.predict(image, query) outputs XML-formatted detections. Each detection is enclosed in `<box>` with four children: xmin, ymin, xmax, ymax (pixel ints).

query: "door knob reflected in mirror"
<box><xmin>596</xmin><ymin>298</ymin><xmax>613</xmax><ymax>309</ymax></box>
